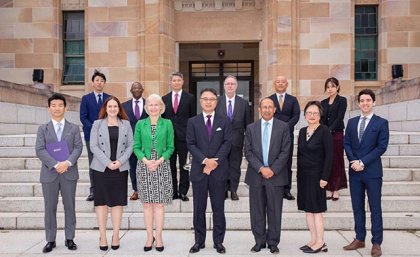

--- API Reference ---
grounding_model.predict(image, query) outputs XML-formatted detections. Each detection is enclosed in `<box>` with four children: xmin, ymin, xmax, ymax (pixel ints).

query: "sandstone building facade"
<box><xmin>0</xmin><ymin>0</ymin><xmax>419</xmax><ymax>116</ymax></box>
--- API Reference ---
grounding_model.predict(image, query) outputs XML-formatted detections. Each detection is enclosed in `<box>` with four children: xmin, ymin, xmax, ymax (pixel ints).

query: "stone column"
<box><xmin>139</xmin><ymin>0</ymin><xmax>176</xmax><ymax>95</ymax></box>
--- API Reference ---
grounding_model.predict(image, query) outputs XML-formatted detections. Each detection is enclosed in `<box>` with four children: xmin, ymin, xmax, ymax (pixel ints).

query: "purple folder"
<box><xmin>46</xmin><ymin>141</ymin><xmax>70</xmax><ymax>173</ymax></box>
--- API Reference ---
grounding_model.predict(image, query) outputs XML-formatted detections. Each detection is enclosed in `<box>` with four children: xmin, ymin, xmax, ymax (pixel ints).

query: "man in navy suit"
<box><xmin>187</xmin><ymin>88</ymin><xmax>231</xmax><ymax>254</ymax></box>
<box><xmin>343</xmin><ymin>89</ymin><xmax>389</xmax><ymax>257</ymax></box>
<box><xmin>162</xmin><ymin>72</ymin><xmax>196</xmax><ymax>201</ymax></box>
<box><xmin>122</xmin><ymin>82</ymin><xmax>148</xmax><ymax>200</ymax></box>
<box><xmin>79</xmin><ymin>70</ymin><xmax>110</xmax><ymax>201</ymax></box>
<box><xmin>216</xmin><ymin>75</ymin><xmax>251</xmax><ymax>200</ymax></box>
<box><xmin>268</xmin><ymin>75</ymin><xmax>300</xmax><ymax>200</ymax></box>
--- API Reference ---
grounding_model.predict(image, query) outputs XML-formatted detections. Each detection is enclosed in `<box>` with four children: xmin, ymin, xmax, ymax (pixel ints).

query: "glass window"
<box><xmin>63</xmin><ymin>11</ymin><xmax>85</xmax><ymax>84</ymax></box>
<box><xmin>355</xmin><ymin>5</ymin><xmax>378</xmax><ymax>81</ymax></box>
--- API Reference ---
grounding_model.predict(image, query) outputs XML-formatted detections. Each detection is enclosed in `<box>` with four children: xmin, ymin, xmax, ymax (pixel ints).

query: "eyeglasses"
<box><xmin>200</xmin><ymin>97</ymin><xmax>217</xmax><ymax>102</ymax></box>
<box><xmin>305</xmin><ymin>112</ymin><xmax>320</xmax><ymax>116</ymax></box>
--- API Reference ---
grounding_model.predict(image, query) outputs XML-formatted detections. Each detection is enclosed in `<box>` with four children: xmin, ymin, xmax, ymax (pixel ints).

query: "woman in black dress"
<box><xmin>90</xmin><ymin>96</ymin><xmax>133</xmax><ymax>251</ymax></box>
<box><xmin>297</xmin><ymin>101</ymin><xmax>332</xmax><ymax>253</ymax></box>
<box><xmin>321</xmin><ymin>77</ymin><xmax>347</xmax><ymax>201</ymax></box>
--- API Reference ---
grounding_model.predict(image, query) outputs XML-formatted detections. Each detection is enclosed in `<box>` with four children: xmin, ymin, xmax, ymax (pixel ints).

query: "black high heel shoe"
<box><xmin>99</xmin><ymin>237</ymin><xmax>108</xmax><ymax>251</ymax></box>
<box><xmin>111</xmin><ymin>234</ymin><xmax>120</xmax><ymax>250</ymax></box>
<box><xmin>143</xmin><ymin>237</ymin><xmax>155</xmax><ymax>252</ymax></box>
<box><xmin>302</xmin><ymin>243</ymin><xmax>328</xmax><ymax>253</ymax></box>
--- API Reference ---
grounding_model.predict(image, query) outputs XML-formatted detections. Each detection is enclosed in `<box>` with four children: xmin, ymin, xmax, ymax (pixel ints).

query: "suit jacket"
<box><xmin>244</xmin><ymin>118</ymin><xmax>291</xmax><ymax>187</ymax></box>
<box><xmin>321</xmin><ymin>95</ymin><xmax>347</xmax><ymax>132</ymax></box>
<box><xmin>268</xmin><ymin>93</ymin><xmax>300</xmax><ymax>133</ymax></box>
<box><xmin>89</xmin><ymin>118</ymin><xmax>133</xmax><ymax>172</ymax></box>
<box><xmin>80</xmin><ymin>92</ymin><xmax>111</xmax><ymax>141</ymax></box>
<box><xmin>122</xmin><ymin>97</ymin><xmax>149</xmax><ymax>132</ymax></box>
<box><xmin>35</xmin><ymin>120</ymin><xmax>83</xmax><ymax>184</ymax></box>
<box><xmin>133</xmin><ymin>117</ymin><xmax>175</xmax><ymax>161</ymax></box>
<box><xmin>216</xmin><ymin>95</ymin><xmax>251</xmax><ymax>147</ymax></box>
<box><xmin>186</xmin><ymin>113</ymin><xmax>232</xmax><ymax>182</ymax></box>
<box><xmin>162</xmin><ymin>91</ymin><xmax>196</xmax><ymax>142</ymax></box>
<box><xmin>344</xmin><ymin>114</ymin><xmax>389</xmax><ymax>178</ymax></box>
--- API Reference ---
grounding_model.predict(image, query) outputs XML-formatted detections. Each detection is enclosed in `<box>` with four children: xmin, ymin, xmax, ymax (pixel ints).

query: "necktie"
<box><xmin>98</xmin><ymin>94</ymin><xmax>103</xmax><ymax>106</ymax></box>
<box><xmin>262</xmin><ymin>122</ymin><xmax>269</xmax><ymax>166</ymax></box>
<box><xmin>279</xmin><ymin>94</ymin><xmax>284</xmax><ymax>111</ymax></box>
<box><xmin>56</xmin><ymin>123</ymin><xmax>63</xmax><ymax>141</ymax></box>
<box><xmin>227</xmin><ymin>100</ymin><xmax>233</xmax><ymax>120</ymax></box>
<box><xmin>174</xmin><ymin>93</ymin><xmax>179</xmax><ymax>114</ymax></box>
<box><xmin>358</xmin><ymin>116</ymin><xmax>367</xmax><ymax>142</ymax></box>
<box><xmin>206</xmin><ymin>115</ymin><xmax>212</xmax><ymax>139</ymax></box>
<box><xmin>134</xmin><ymin>100</ymin><xmax>140</xmax><ymax>120</ymax></box>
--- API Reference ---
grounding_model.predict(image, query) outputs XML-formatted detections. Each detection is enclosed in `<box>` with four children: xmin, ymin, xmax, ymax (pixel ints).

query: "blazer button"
<box><xmin>101</xmin><ymin>143</ymin><xmax>104</xmax><ymax>145</ymax></box>
<box><xmin>103</xmin><ymin>150</ymin><xmax>105</xmax><ymax>153</ymax></box>
<box><xmin>121</xmin><ymin>151</ymin><xmax>123</xmax><ymax>153</ymax></box>
<box><xmin>99</xmin><ymin>135</ymin><xmax>102</xmax><ymax>137</ymax></box>
<box><xmin>123</xmin><ymin>142</ymin><xmax>125</xmax><ymax>145</ymax></box>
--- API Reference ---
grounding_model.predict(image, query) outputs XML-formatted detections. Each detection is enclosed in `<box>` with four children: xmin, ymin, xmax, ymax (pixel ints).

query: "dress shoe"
<box><xmin>144</xmin><ymin>237</ymin><xmax>155</xmax><ymax>252</ymax></box>
<box><xmin>189</xmin><ymin>243</ymin><xmax>205</xmax><ymax>253</ymax></box>
<box><xmin>326</xmin><ymin>196</ymin><xmax>332</xmax><ymax>200</ymax></box>
<box><xmin>250</xmin><ymin>243</ymin><xmax>266</xmax><ymax>252</ymax></box>
<box><xmin>65</xmin><ymin>239</ymin><xmax>77</xmax><ymax>250</ymax></box>
<box><xmin>179</xmin><ymin>194</ymin><xmax>189</xmax><ymax>202</ymax></box>
<box><xmin>299</xmin><ymin>244</ymin><xmax>311</xmax><ymax>251</ymax></box>
<box><xmin>371</xmin><ymin>244</ymin><xmax>382</xmax><ymax>257</ymax></box>
<box><xmin>42</xmin><ymin>241</ymin><xmax>56</xmax><ymax>253</ymax></box>
<box><xmin>268</xmin><ymin>245</ymin><xmax>280</xmax><ymax>254</ymax></box>
<box><xmin>129</xmin><ymin>191</ymin><xmax>138</xmax><ymax>200</ymax></box>
<box><xmin>156</xmin><ymin>245</ymin><xmax>164</xmax><ymax>252</ymax></box>
<box><xmin>231</xmin><ymin>191</ymin><xmax>239</xmax><ymax>201</ymax></box>
<box><xmin>214</xmin><ymin>243</ymin><xmax>226</xmax><ymax>254</ymax></box>
<box><xmin>86</xmin><ymin>193</ymin><xmax>94</xmax><ymax>201</ymax></box>
<box><xmin>302</xmin><ymin>243</ymin><xmax>328</xmax><ymax>253</ymax></box>
<box><xmin>343</xmin><ymin>238</ymin><xmax>365</xmax><ymax>250</ymax></box>
<box><xmin>172</xmin><ymin>193</ymin><xmax>179</xmax><ymax>200</ymax></box>
<box><xmin>283</xmin><ymin>192</ymin><xmax>295</xmax><ymax>200</ymax></box>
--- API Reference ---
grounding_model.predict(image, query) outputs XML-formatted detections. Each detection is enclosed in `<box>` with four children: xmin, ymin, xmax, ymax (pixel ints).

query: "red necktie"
<box><xmin>174</xmin><ymin>93</ymin><xmax>179</xmax><ymax>114</ymax></box>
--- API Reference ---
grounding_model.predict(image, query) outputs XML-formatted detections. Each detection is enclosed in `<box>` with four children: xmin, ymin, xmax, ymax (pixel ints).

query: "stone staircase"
<box><xmin>0</xmin><ymin>132</ymin><xmax>420</xmax><ymax>231</ymax></box>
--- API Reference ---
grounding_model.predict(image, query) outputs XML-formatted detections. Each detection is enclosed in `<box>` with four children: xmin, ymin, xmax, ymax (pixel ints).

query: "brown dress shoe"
<box><xmin>343</xmin><ymin>239</ymin><xmax>365</xmax><ymax>250</ymax></box>
<box><xmin>130</xmin><ymin>192</ymin><xmax>138</xmax><ymax>200</ymax></box>
<box><xmin>371</xmin><ymin>244</ymin><xmax>382</xmax><ymax>257</ymax></box>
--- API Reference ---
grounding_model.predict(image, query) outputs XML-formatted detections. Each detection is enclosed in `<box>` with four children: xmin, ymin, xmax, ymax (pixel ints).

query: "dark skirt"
<box><xmin>297</xmin><ymin>173</ymin><xmax>327</xmax><ymax>213</ymax></box>
<box><xmin>325</xmin><ymin>132</ymin><xmax>347</xmax><ymax>191</ymax></box>
<box><xmin>93</xmin><ymin>168</ymin><xmax>128</xmax><ymax>207</ymax></box>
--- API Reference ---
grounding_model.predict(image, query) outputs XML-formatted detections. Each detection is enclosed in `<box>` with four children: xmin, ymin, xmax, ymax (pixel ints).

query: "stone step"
<box><xmin>1</xmin><ymin>181</ymin><xmax>420</xmax><ymax>198</ymax></box>
<box><xmin>1</xmin><ymin>196</ymin><xmax>419</xmax><ymax>213</ymax></box>
<box><xmin>1</xmin><ymin>132</ymin><xmax>419</xmax><ymax>147</ymax></box>
<box><xmin>0</xmin><ymin>167</ymin><xmax>418</xmax><ymax>183</ymax></box>
<box><xmin>1</xmin><ymin>212</ymin><xmax>419</xmax><ymax>230</ymax></box>
<box><xmin>2</xmin><ymin>155</ymin><xmax>420</xmax><ymax>170</ymax></box>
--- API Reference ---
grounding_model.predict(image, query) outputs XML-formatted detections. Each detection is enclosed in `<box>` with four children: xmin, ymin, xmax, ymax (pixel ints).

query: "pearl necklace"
<box><xmin>306</xmin><ymin>124</ymin><xmax>320</xmax><ymax>140</ymax></box>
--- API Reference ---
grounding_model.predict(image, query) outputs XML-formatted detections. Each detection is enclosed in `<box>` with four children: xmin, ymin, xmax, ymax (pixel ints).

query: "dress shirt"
<box><xmin>225</xmin><ymin>95</ymin><xmax>235</xmax><ymax>114</ymax></box>
<box><xmin>202</xmin><ymin>111</ymin><xmax>215</xmax><ymax>126</ymax></box>
<box><xmin>94</xmin><ymin>91</ymin><xmax>104</xmax><ymax>104</ymax></box>
<box><xmin>276</xmin><ymin>93</ymin><xmax>285</xmax><ymax>103</ymax></box>
<box><xmin>132</xmin><ymin>98</ymin><xmax>144</xmax><ymax>118</ymax></box>
<box><xmin>357</xmin><ymin>112</ymin><xmax>374</xmax><ymax>136</ymax></box>
<box><xmin>172</xmin><ymin>90</ymin><xmax>183</xmax><ymax>106</ymax></box>
<box><xmin>51</xmin><ymin>119</ymin><xmax>72</xmax><ymax>167</ymax></box>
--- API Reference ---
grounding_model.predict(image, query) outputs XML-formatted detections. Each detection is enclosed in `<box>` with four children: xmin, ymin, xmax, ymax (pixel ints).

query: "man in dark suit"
<box><xmin>216</xmin><ymin>75</ymin><xmax>251</xmax><ymax>200</ymax></box>
<box><xmin>35</xmin><ymin>93</ymin><xmax>83</xmax><ymax>253</ymax></box>
<box><xmin>80</xmin><ymin>71</ymin><xmax>110</xmax><ymax>201</ymax></box>
<box><xmin>343</xmin><ymin>89</ymin><xmax>389</xmax><ymax>257</ymax></box>
<box><xmin>244</xmin><ymin>97</ymin><xmax>291</xmax><ymax>254</ymax></box>
<box><xmin>268</xmin><ymin>75</ymin><xmax>300</xmax><ymax>200</ymax></box>
<box><xmin>187</xmin><ymin>88</ymin><xmax>232</xmax><ymax>254</ymax></box>
<box><xmin>162</xmin><ymin>72</ymin><xmax>196</xmax><ymax>201</ymax></box>
<box><xmin>122</xmin><ymin>82</ymin><xmax>148</xmax><ymax>200</ymax></box>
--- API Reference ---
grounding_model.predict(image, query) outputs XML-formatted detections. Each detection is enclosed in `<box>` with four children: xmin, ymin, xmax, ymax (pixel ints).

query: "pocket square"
<box><xmin>216</xmin><ymin>127</ymin><xmax>222</xmax><ymax>131</ymax></box>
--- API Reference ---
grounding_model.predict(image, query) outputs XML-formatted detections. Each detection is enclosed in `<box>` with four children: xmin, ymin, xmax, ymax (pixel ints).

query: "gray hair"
<box><xmin>144</xmin><ymin>94</ymin><xmax>166</xmax><ymax>115</ymax></box>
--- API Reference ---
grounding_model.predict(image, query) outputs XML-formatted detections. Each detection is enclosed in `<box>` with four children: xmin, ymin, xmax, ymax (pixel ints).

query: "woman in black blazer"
<box><xmin>320</xmin><ymin>77</ymin><xmax>347</xmax><ymax>201</ymax></box>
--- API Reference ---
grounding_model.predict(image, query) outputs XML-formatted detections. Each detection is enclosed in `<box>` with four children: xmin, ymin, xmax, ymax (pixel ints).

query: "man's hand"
<box><xmin>260</xmin><ymin>167</ymin><xmax>274</xmax><ymax>179</ymax></box>
<box><xmin>350</xmin><ymin>160</ymin><xmax>364</xmax><ymax>172</ymax></box>
<box><xmin>320</xmin><ymin>179</ymin><xmax>328</xmax><ymax>188</ymax></box>
<box><xmin>56</xmin><ymin>161</ymin><xmax>69</xmax><ymax>173</ymax></box>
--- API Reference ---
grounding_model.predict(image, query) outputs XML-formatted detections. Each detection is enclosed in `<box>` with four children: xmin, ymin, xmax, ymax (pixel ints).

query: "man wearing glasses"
<box><xmin>187</xmin><ymin>88</ymin><xmax>232</xmax><ymax>254</ymax></box>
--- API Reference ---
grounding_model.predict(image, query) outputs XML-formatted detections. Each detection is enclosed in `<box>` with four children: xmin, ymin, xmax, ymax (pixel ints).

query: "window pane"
<box><xmin>63</xmin><ymin>11</ymin><xmax>85</xmax><ymax>84</ymax></box>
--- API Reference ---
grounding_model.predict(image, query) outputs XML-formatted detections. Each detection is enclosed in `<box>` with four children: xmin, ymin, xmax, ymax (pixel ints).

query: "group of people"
<box><xmin>35</xmin><ymin>71</ymin><xmax>389</xmax><ymax>257</ymax></box>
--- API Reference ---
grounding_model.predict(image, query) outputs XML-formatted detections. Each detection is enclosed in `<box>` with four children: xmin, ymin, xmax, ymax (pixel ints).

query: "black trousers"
<box><xmin>192</xmin><ymin>176</ymin><xmax>227</xmax><ymax>245</ymax></box>
<box><xmin>128</xmin><ymin>153</ymin><xmax>138</xmax><ymax>192</ymax></box>
<box><xmin>170</xmin><ymin>139</ymin><xmax>189</xmax><ymax>195</ymax></box>
<box><xmin>284</xmin><ymin>132</ymin><xmax>294</xmax><ymax>193</ymax></box>
<box><xmin>85</xmin><ymin>140</ymin><xmax>94</xmax><ymax>194</ymax></box>
<box><xmin>226</xmin><ymin>145</ymin><xmax>243</xmax><ymax>192</ymax></box>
